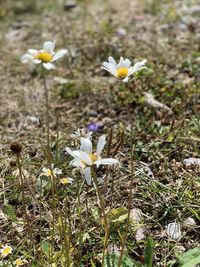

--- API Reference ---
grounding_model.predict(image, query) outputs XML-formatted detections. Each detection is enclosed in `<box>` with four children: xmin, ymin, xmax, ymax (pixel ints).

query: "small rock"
<box><xmin>107</xmin><ymin>244</ymin><xmax>120</xmax><ymax>253</ymax></box>
<box><xmin>116</xmin><ymin>27</ymin><xmax>127</xmax><ymax>37</ymax></box>
<box><xmin>183</xmin><ymin>158</ymin><xmax>200</xmax><ymax>167</ymax></box>
<box><xmin>166</xmin><ymin>222</ymin><xmax>181</xmax><ymax>240</ymax></box>
<box><xmin>27</xmin><ymin>116</ymin><xmax>40</xmax><ymax>125</ymax></box>
<box><xmin>186</xmin><ymin>6</ymin><xmax>200</xmax><ymax>16</ymax></box>
<box><xmin>54</xmin><ymin>77</ymin><xmax>69</xmax><ymax>85</ymax></box>
<box><xmin>130</xmin><ymin>208</ymin><xmax>143</xmax><ymax>223</ymax></box>
<box><xmin>144</xmin><ymin>92</ymin><xmax>173</xmax><ymax>114</ymax></box>
<box><xmin>64</xmin><ymin>1</ymin><xmax>77</xmax><ymax>11</ymax></box>
<box><xmin>183</xmin><ymin>217</ymin><xmax>196</xmax><ymax>227</ymax></box>
<box><xmin>135</xmin><ymin>227</ymin><xmax>145</xmax><ymax>241</ymax></box>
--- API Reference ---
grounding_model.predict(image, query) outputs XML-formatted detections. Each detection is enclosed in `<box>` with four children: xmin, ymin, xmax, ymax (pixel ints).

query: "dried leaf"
<box><xmin>144</xmin><ymin>92</ymin><xmax>173</xmax><ymax>114</ymax></box>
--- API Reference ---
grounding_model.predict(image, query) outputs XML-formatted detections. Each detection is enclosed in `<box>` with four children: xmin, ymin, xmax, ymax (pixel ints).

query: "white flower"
<box><xmin>66</xmin><ymin>136</ymin><xmax>118</xmax><ymax>185</ymax></box>
<box><xmin>102</xmin><ymin>56</ymin><xmax>147</xmax><ymax>82</ymax></box>
<box><xmin>0</xmin><ymin>245</ymin><xmax>13</xmax><ymax>258</ymax></box>
<box><xmin>21</xmin><ymin>40</ymin><xmax>68</xmax><ymax>70</ymax></box>
<box><xmin>70</xmin><ymin>128</ymin><xmax>92</xmax><ymax>139</ymax></box>
<box><xmin>41</xmin><ymin>165</ymin><xmax>62</xmax><ymax>177</ymax></box>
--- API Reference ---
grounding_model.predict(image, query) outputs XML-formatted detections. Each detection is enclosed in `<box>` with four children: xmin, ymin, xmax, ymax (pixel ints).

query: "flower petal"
<box><xmin>43</xmin><ymin>62</ymin><xmax>55</xmax><ymax>70</ymax></box>
<box><xmin>28</xmin><ymin>49</ymin><xmax>38</xmax><ymax>55</ymax></box>
<box><xmin>66</xmin><ymin>147</ymin><xmax>80</xmax><ymax>158</ymax></box>
<box><xmin>117</xmin><ymin>57</ymin><xmax>131</xmax><ymax>68</ymax></box>
<box><xmin>102</xmin><ymin>62</ymin><xmax>117</xmax><ymax>76</ymax></box>
<box><xmin>122</xmin><ymin>76</ymin><xmax>129</xmax><ymax>83</ymax></box>
<box><xmin>79</xmin><ymin>151</ymin><xmax>93</xmax><ymax>166</ymax></box>
<box><xmin>43</xmin><ymin>40</ymin><xmax>56</xmax><ymax>54</ymax></box>
<box><xmin>52</xmin><ymin>49</ymin><xmax>68</xmax><ymax>62</ymax></box>
<box><xmin>34</xmin><ymin>59</ymin><xmax>41</xmax><ymax>64</ymax></box>
<box><xmin>21</xmin><ymin>54</ymin><xmax>34</xmax><ymax>63</ymax></box>
<box><xmin>80</xmin><ymin>138</ymin><xmax>93</xmax><ymax>154</ymax></box>
<box><xmin>95</xmin><ymin>158</ymin><xmax>118</xmax><ymax>166</ymax></box>
<box><xmin>108</xmin><ymin>56</ymin><xmax>117</xmax><ymax>66</ymax></box>
<box><xmin>96</xmin><ymin>135</ymin><xmax>106</xmax><ymax>156</ymax></box>
<box><xmin>83</xmin><ymin>167</ymin><xmax>92</xmax><ymax>185</ymax></box>
<box><xmin>129</xmin><ymin>59</ymin><xmax>147</xmax><ymax>75</ymax></box>
<box><xmin>54</xmin><ymin>168</ymin><xmax>62</xmax><ymax>175</ymax></box>
<box><xmin>71</xmin><ymin>158</ymin><xmax>85</xmax><ymax>168</ymax></box>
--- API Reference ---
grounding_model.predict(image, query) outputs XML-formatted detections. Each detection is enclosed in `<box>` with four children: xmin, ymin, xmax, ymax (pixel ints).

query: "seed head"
<box><xmin>10</xmin><ymin>141</ymin><xmax>23</xmax><ymax>155</ymax></box>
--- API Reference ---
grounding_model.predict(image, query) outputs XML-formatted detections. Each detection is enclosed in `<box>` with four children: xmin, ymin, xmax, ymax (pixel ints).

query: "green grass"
<box><xmin>0</xmin><ymin>0</ymin><xmax>200</xmax><ymax>266</ymax></box>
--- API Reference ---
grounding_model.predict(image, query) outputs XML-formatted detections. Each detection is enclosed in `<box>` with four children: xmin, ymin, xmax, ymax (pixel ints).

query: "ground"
<box><xmin>0</xmin><ymin>0</ymin><xmax>200</xmax><ymax>266</ymax></box>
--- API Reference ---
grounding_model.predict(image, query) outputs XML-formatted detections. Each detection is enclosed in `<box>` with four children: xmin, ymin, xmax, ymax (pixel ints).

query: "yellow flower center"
<box><xmin>117</xmin><ymin>67</ymin><xmax>128</xmax><ymax>79</ymax></box>
<box><xmin>90</xmin><ymin>153</ymin><xmax>98</xmax><ymax>162</ymax></box>
<box><xmin>46</xmin><ymin>169</ymin><xmax>53</xmax><ymax>177</ymax></box>
<box><xmin>2</xmin><ymin>246</ymin><xmax>11</xmax><ymax>255</ymax></box>
<box><xmin>35</xmin><ymin>51</ymin><xmax>53</xmax><ymax>63</ymax></box>
<box><xmin>60</xmin><ymin>178</ymin><xmax>70</xmax><ymax>185</ymax></box>
<box><xmin>15</xmin><ymin>258</ymin><xmax>23</xmax><ymax>265</ymax></box>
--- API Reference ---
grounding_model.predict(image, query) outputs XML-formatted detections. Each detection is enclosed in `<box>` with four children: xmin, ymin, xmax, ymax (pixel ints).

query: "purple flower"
<box><xmin>87</xmin><ymin>123</ymin><xmax>104</xmax><ymax>132</ymax></box>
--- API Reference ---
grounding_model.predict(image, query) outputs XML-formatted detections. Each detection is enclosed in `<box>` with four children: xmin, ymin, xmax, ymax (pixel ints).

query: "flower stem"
<box><xmin>91</xmin><ymin>167</ymin><xmax>109</xmax><ymax>267</ymax></box>
<box><xmin>16</xmin><ymin>154</ymin><xmax>34</xmax><ymax>244</ymax></box>
<box><xmin>118</xmin><ymin>127</ymin><xmax>134</xmax><ymax>267</ymax></box>
<box><xmin>42</xmin><ymin>72</ymin><xmax>50</xmax><ymax>148</ymax></box>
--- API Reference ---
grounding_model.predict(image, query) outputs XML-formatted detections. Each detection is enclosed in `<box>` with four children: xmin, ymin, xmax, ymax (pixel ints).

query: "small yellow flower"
<box><xmin>60</xmin><ymin>177</ymin><xmax>73</xmax><ymax>185</ymax></box>
<box><xmin>0</xmin><ymin>245</ymin><xmax>13</xmax><ymax>258</ymax></box>
<box><xmin>41</xmin><ymin>166</ymin><xmax>62</xmax><ymax>177</ymax></box>
<box><xmin>15</xmin><ymin>258</ymin><xmax>28</xmax><ymax>266</ymax></box>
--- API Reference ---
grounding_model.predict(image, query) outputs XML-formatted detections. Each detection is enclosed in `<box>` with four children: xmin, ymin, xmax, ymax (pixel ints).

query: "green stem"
<box><xmin>91</xmin><ymin>167</ymin><xmax>109</xmax><ymax>267</ymax></box>
<box><xmin>42</xmin><ymin>73</ymin><xmax>50</xmax><ymax>148</ymax></box>
<box><xmin>118</xmin><ymin>128</ymin><xmax>134</xmax><ymax>267</ymax></box>
<box><xmin>16</xmin><ymin>155</ymin><xmax>34</xmax><ymax>244</ymax></box>
<box><xmin>76</xmin><ymin>180</ymin><xmax>83</xmax><ymax>265</ymax></box>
